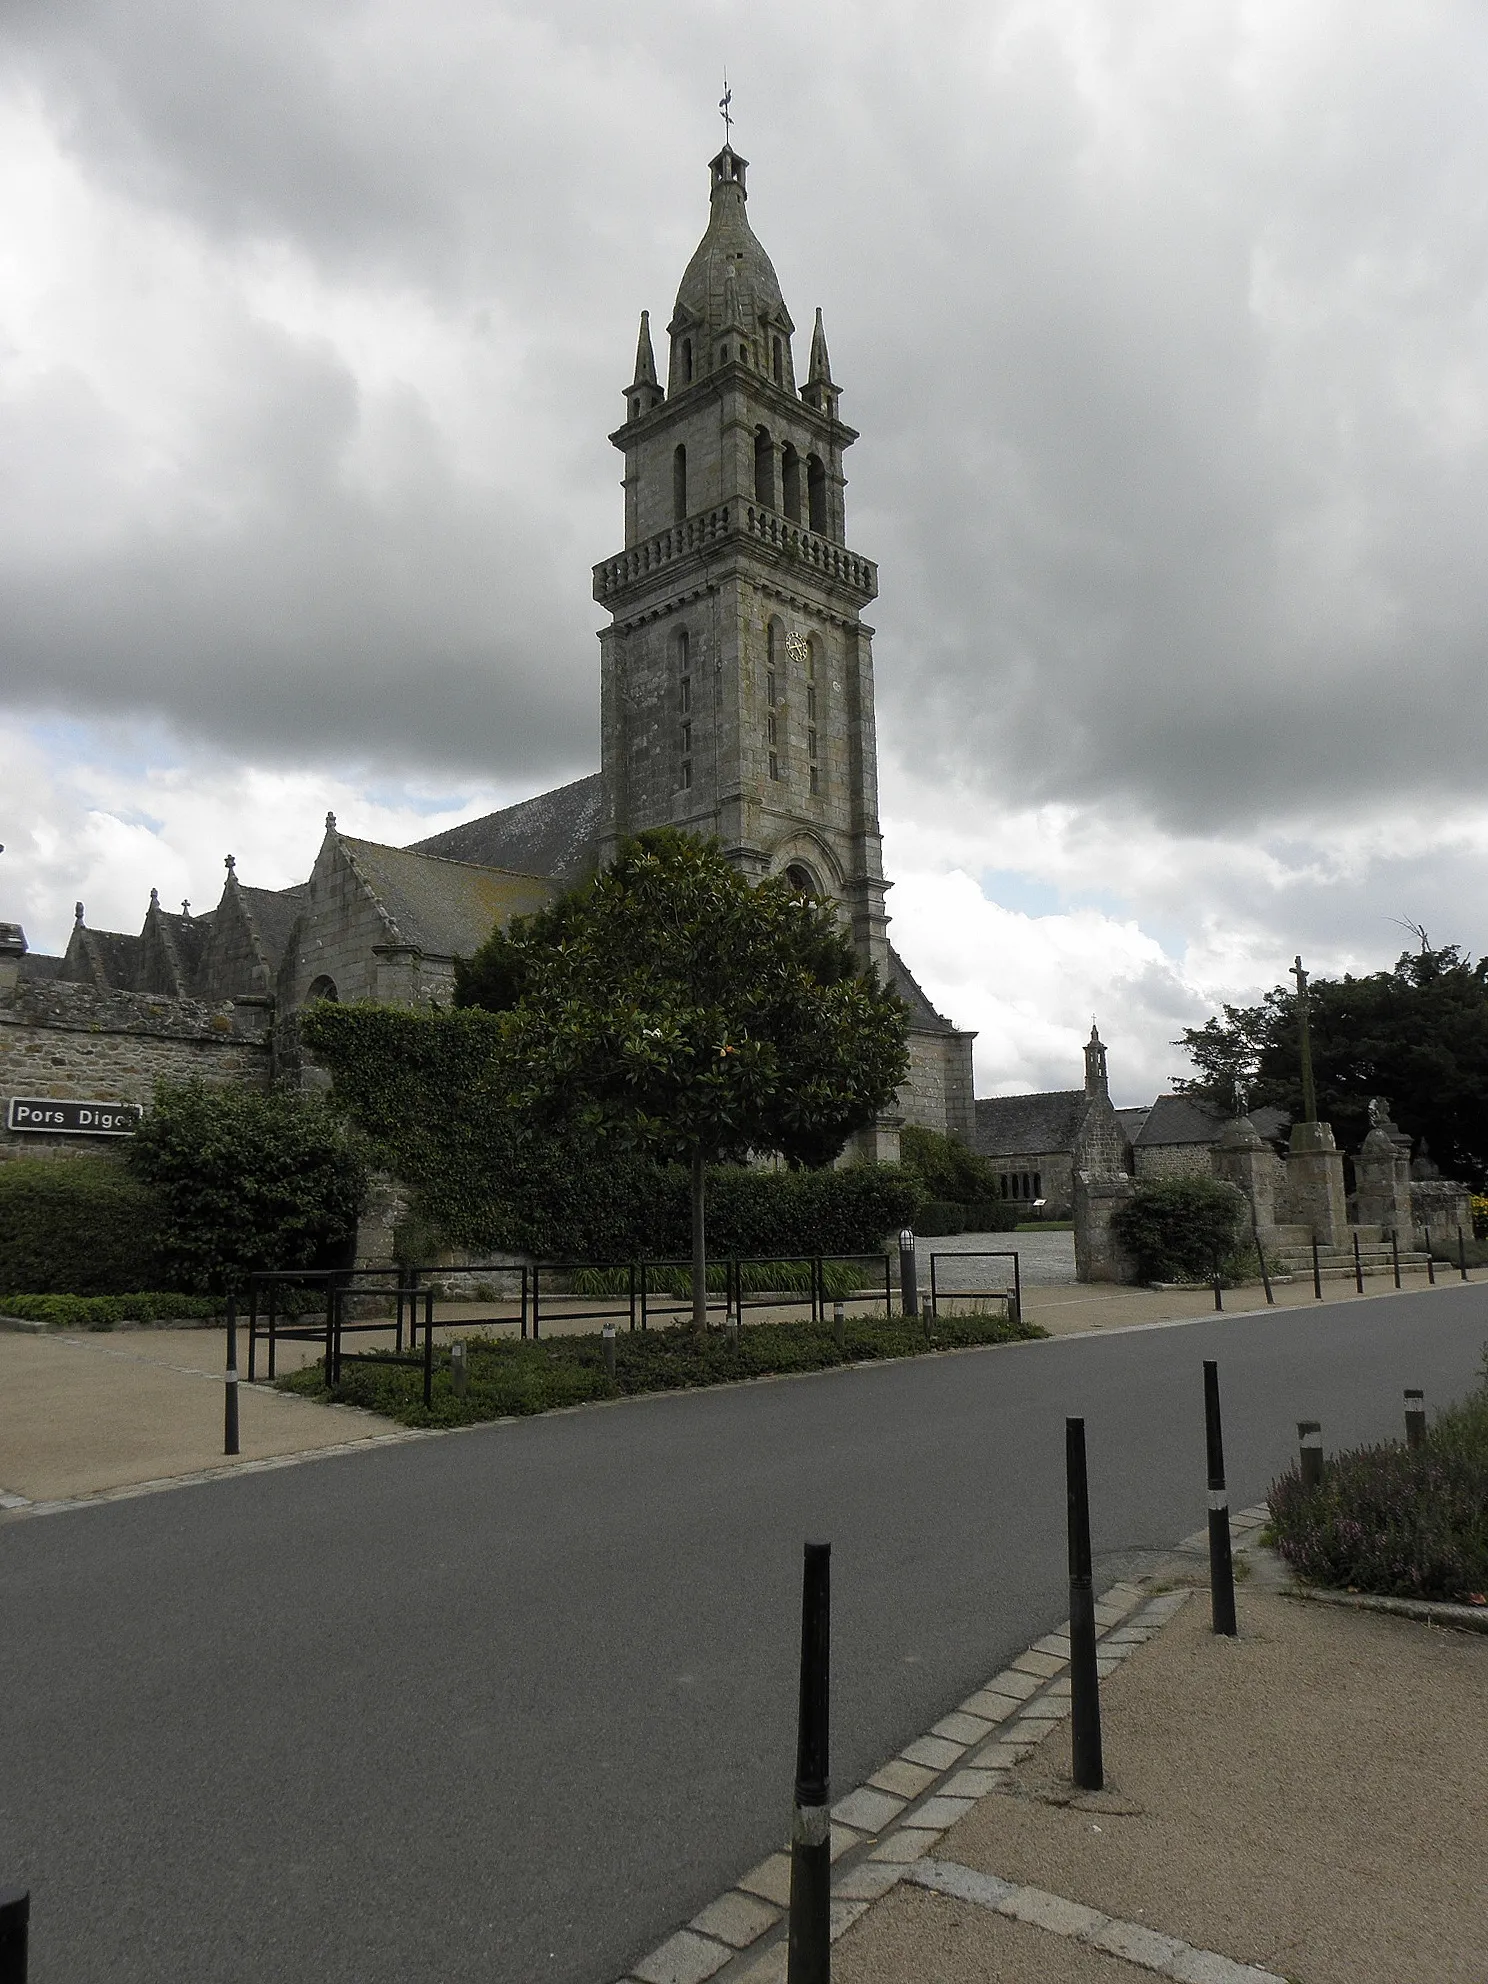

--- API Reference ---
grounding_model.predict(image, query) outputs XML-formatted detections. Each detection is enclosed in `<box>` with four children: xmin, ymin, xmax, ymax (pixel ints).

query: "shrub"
<box><xmin>128</xmin><ymin>1080</ymin><xmax>367</xmax><ymax>1296</ymax></box>
<box><xmin>0</xmin><ymin>1159</ymin><xmax>168</xmax><ymax>1294</ymax></box>
<box><xmin>899</xmin><ymin>1125</ymin><xmax>998</xmax><ymax>1203</ymax></box>
<box><xmin>0</xmin><ymin>1292</ymin><xmax>220</xmax><ymax>1330</ymax></box>
<box><xmin>1268</xmin><ymin>1371</ymin><xmax>1488</xmax><ymax>1602</ymax></box>
<box><xmin>1112</xmin><ymin>1176</ymin><xmax>1247</xmax><ymax>1283</ymax></box>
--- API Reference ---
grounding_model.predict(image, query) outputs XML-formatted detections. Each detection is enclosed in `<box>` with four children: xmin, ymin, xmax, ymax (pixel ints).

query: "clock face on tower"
<box><xmin>785</xmin><ymin>632</ymin><xmax>811</xmax><ymax>668</ymax></box>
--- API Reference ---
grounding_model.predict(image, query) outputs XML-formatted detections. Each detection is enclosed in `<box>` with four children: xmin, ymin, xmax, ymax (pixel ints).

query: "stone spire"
<box><xmin>633</xmin><ymin>309</ymin><xmax>657</xmax><ymax>387</ymax></box>
<box><xmin>625</xmin><ymin>310</ymin><xmax>664</xmax><ymax>422</ymax></box>
<box><xmin>1084</xmin><ymin>1021</ymin><xmax>1109</xmax><ymax>1100</ymax></box>
<box><xmin>800</xmin><ymin>307</ymin><xmax>840</xmax><ymax>417</ymax></box>
<box><xmin>808</xmin><ymin>308</ymin><xmax>831</xmax><ymax>384</ymax></box>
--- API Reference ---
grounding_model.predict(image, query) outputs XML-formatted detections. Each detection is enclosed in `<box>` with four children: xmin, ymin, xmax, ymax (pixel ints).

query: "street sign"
<box><xmin>5</xmin><ymin>1097</ymin><xmax>143</xmax><ymax>1136</ymax></box>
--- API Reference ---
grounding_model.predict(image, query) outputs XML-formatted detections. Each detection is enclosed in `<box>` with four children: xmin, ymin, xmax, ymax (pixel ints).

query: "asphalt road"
<box><xmin>3</xmin><ymin>1283</ymin><xmax>1485</xmax><ymax>1983</ymax></box>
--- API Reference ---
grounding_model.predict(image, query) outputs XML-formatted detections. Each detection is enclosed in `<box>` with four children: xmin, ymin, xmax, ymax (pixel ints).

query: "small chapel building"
<box><xmin>2</xmin><ymin>141</ymin><xmax>974</xmax><ymax>1162</ymax></box>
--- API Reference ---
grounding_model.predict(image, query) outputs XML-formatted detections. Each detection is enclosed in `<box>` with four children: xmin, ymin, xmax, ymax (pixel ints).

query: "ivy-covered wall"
<box><xmin>302</xmin><ymin>1003</ymin><xmax>919</xmax><ymax>1259</ymax></box>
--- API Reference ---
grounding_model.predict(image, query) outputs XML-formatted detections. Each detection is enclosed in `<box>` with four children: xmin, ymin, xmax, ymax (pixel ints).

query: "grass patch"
<box><xmin>0</xmin><ymin>1291</ymin><xmax>222</xmax><ymax>1331</ymax></box>
<box><xmin>1267</xmin><ymin>1358</ymin><xmax>1488</xmax><ymax>1603</ymax></box>
<box><xmin>278</xmin><ymin>1307</ymin><xmax>1046</xmax><ymax>1428</ymax></box>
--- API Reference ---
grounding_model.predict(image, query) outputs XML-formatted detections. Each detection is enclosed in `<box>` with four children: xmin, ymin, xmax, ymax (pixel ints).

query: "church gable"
<box><xmin>286</xmin><ymin>823</ymin><xmax>555</xmax><ymax>1010</ymax></box>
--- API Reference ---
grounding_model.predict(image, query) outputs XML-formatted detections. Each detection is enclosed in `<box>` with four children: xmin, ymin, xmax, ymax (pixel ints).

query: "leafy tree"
<box><xmin>455</xmin><ymin>830</ymin><xmax>910</xmax><ymax>1327</ymax></box>
<box><xmin>1174</xmin><ymin>943</ymin><xmax>1488</xmax><ymax>1181</ymax></box>
<box><xmin>898</xmin><ymin>1124</ymin><xmax>1000</xmax><ymax>1205</ymax></box>
<box><xmin>1112</xmin><ymin>1177</ymin><xmax>1247</xmax><ymax>1285</ymax></box>
<box><xmin>128</xmin><ymin>1079</ymin><xmax>367</xmax><ymax>1296</ymax></box>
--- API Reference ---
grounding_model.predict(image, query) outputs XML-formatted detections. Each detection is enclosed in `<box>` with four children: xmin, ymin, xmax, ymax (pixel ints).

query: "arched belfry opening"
<box><xmin>807</xmin><ymin>454</ymin><xmax>827</xmax><ymax>534</ymax></box>
<box><xmin>754</xmin><ymin>428</ymin><xmax>775</xmax><ymax>509</ymax></box>
<box><xmin>781</xmin><ymin>444</ymin><xmax>801</xmax><ymax>522</ymax></box>
<box><xmin>673</xmin><ymin>444</ymin><xmax>687</xmax><ymax>522</ymax></box>
<box><xmin>785</xmin><ymin>863</ymin><xmax>818</xmax><ymax>896</ymax></box>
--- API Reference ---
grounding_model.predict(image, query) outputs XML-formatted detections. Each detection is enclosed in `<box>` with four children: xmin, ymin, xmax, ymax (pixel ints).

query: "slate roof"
<box><xmin>1115</xmin><ymin>1106</ymin><xmax>1151</xmax><ymax>1142</ymax></box>
<box><xmin>884</xmin><ymin>946</ymin><xmax>962</xmax><ymax>1037</ymax></box>
<box><xmin>16</xmin><ymin>952</ymin><xmax>64</xmax><ymax>983</ymax></box>
<box><xmin>80</xmin><ymin>928</ymin><xmax>143</xmax><ymax>989</ymax></box>
<box><xmin>155</xmin><ymin>908</ymin><xmax>209</xmax><ymax>982</ymax></box>
<box><xmin>340</xmin><ymin>839</ymin><xmax>555</xmax><ymax>960</ymax></box>
<box><xmin>1134</xmin><ymin>1094</ymin><xmax>1225</xmax><ymax>1147</ymax></box>
<box><xmin>239</xmin><ymin>883</ymin><xmax>308</xmax><ymax>970</ymax></box>
<box><xmin>1251</xmin><ymin>1105</ymin><xmax>1290</xmax><ymax>1145</ymax></box>
<box><xmin>974</xmin><ymin>1090</ymin><xmax>1091</xmax><ymax>1161</ymax></box>
<box><xmin>407</xmin><ymin>774</ymin><xmax>604</xmax><ymax>883</ymax></box>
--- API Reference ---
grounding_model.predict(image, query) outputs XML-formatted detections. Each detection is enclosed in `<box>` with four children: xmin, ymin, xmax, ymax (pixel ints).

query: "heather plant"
<box><xmin>1268</xmin><ymin>1358</ymin><xmax>1488</xmax><ymax>1603</ymax></box>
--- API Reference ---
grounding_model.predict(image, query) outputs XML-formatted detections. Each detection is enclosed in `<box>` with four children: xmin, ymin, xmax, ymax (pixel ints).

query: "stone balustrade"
<box><xmin>593</xmin><ymin>504</ymin><xmax>878</xmax><ymax>603</ymax></box>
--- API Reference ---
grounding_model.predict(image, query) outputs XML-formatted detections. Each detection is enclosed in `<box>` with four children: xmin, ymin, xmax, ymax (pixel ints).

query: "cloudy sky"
<box><xmin>3</xmin><ymin>0</ymin><xmax>1487</xmax><ymax>1103</ymax></box>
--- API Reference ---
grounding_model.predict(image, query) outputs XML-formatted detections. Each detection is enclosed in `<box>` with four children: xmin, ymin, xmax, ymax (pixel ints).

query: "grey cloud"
<box><xmin>3</xmin><ymin>0</ymin><xmax>1488</xmax><ymax>836</ymax></box>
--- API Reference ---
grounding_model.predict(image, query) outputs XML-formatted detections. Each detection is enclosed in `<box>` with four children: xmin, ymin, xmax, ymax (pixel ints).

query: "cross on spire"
<box><xmin>719</xmin><ymin>73</ymin><xmax>732</xmax><ymax>145</ymax></box>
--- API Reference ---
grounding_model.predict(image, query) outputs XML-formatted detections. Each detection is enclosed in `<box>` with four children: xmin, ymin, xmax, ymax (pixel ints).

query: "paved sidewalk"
<box><xmin>621</xmin><ymin>1517</ymin><xmax>1487</xmax><ymax>1984</ymax></box>
<box><xmin>0</xmin><ymin>1328</ymin><xmax>399</xmax><ymax>1509</ymax></box>
<box><xmin>834</xmin><ymin>1574</ymin><xmax>1488</xmax><ymax>1983</ymax></box>
<box><xmin>1021</xmin><ymin>1260</ymin><xmax>1443</xmax><ymax>1336</ymax></box>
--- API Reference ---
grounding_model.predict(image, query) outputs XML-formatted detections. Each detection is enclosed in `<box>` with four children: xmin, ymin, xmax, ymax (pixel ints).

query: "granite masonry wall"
<box><xmin>0</xmin><ymin>973</ymin><xmax>271</xmax><ymax>1162</ymax></box>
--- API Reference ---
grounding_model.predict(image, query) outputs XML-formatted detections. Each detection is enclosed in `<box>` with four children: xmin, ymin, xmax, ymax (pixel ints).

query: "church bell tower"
<box><xmin>593</xmin><ymin>143</ymin><xmax>890</xmax><ymax>973</ymax></box>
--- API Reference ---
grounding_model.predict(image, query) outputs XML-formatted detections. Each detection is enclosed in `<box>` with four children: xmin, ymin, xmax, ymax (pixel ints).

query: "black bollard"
<box><xmin>898</xmin><ymin>1228</ymin><xmax>918</xmax><ymax>1320</ymax></box>
<box><xmin>1311</xmin><ymin>1231</ymin><xmax>1323</xmax><ymax>1301</ymax></box>
<box><xmin>601</xmin><ymin>1323</ymin><xmax>616</xmax><ymax>1380</ymax></box>
<box><xmin>1203</xmin><ymin>1362</ymin><xmax>1238</xmax><ymax>1637</ymax></box>
<box><xmin>1212</xmin><ymin>1274</ymin><xmax>1223</xmax><ymax>1312</ymax></box>
<box><xmin>1298</xmin><ymin>1420</ymin><xmax>1324</xmax><ymax>1491</ymax></box>
<box><xmin>1458</xmin><ymin>1226</ymin><xmax>1469</xmax><ymax>1281</ymax></box>
<box><xmin>0</xmin><ymin>1885</ymin><xmax>28</xmax><ymax>1984</ymax></box>
<box><xmin>1426</xmin><ymin>1234</ymin><xmax>1436</xmax><ymax>1285</ymax></box>
<box><xmin>1405</xmin><ymin>1388</ymin><xmax>1426</xmax><ymax>1451</ymax></box>
<box><xmin>1066</xmin><ymin>1418</ymin><xmax>1104</xmax><ymax>1792</ymax></box>
<box><xmin>833</xmin><ymin>1298</ymin><xmax>845</xmax><ymax>1351</ymax></box>
<box><xmin>1254</xmin><ymin>1226</ymin><xmax>1274</xmax><ymax>1305</ymax></box>
<box><xmin>451</xmin><ymin>1340</ymin><xmax>470</xmax><ymax>1398</ymax></box>
<box><xmin>1352</xmin><ymin>1231</ymin><xmax>1365</xmax><ymax>1294</ymax></box>
<box><xmin>787</xmin><ymin>1541</ymin><xmax>831</xmax><ymax>1984</ymax></box>
<box><xmin>223</xmin><ymin>1297</ymin><xmax>240</xmax><ymax>1457</ymax></box>
<box><xmin>1390</xmin><ymin>1228</ymin><xmax>1401</xmax><ymax>1290</ymax></box>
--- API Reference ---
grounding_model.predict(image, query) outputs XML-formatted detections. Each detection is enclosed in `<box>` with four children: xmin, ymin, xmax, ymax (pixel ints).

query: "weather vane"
<box><xmin>719</xmin><ymin>72</ymin><xmax>732</xmax><ymax>145</ymax></box>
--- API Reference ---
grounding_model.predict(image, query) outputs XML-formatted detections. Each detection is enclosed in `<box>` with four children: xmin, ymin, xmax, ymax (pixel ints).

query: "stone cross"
<box><xmin>1292</xmin><ymin>955</ymin><xmax>1318</xmax><ymax>1124</ymax></box>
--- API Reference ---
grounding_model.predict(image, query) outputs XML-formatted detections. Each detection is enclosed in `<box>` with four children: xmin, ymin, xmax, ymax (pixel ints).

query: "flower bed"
<box><xmin>278</xmin><ymin>1308</ymin><xmax>1044</xmax><ymax>1428</ymax></box>
<box><xmin>1268</xmin><ymin>1367</ymin><xmax>1488</xmax><ymax>1604</ymax></box>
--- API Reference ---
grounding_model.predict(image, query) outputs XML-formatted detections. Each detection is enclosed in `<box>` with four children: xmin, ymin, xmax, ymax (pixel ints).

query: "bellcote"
<box><xmin>1084</xmin><ymin>1022</ymin><xmax>1110</xmax><ymax>1100</ymax></box>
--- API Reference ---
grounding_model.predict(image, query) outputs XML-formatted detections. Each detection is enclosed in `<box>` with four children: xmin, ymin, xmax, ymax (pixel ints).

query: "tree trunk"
<box><xmin>691</xmin><ymin>1146</ymin><xmax>708</xmax><ymax>1333</ymax></box>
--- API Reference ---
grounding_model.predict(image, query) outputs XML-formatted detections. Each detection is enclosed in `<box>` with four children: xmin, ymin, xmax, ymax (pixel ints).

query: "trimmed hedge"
<box><xmin>0</xmin><ymin>1160</ymin><xmax>167</xmax><ymax>1295</ymax></box>
<box><xmin>0</xmin><ymin>1292</ymin><xmax>220</xmax><ymax>1330</ymax></box>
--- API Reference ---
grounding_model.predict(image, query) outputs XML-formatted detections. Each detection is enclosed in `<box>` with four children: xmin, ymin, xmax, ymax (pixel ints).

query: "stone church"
<box><xmin>2</xmin><ymin>141</ymin><xmax>974</xmax><ymax>1162</ymax></box>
